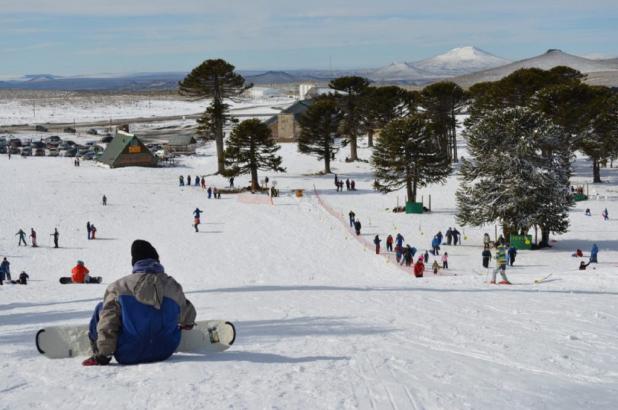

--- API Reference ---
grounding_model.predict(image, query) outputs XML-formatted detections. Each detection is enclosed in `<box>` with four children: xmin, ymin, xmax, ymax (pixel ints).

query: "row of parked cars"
<box><xmin>0</xmin><ymin>135</ymin><xmax>106</xmax><ymax>159</ymax></box>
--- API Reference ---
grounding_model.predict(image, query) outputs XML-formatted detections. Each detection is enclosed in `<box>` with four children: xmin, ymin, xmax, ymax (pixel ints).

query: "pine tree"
<box><xmin>371</xmin><ymin>115</ymin><xmax>451</xmax><ymax>203</ymax></box>
<box><xmin>329</xmin><ymin>76</ymin><xmax>370</xmax><ymax>161</ymax></box>
<box><xmin>421</xmin><ymin>82</ymin><xmax>467</xmax><ymax>162</ymax></box>
<box><xmin>224</xmin><ymin>119</ymin><xmax>285</xmax><ymax>191</ymax></box>
<box><xmin>361</xmin><ymin>86</ymin><xmax>419</xmax><ymax>147</ymax></box>
<box><xmin>179</xmin><ymin>59</ymin><xmax>250</xmax><ymax>174</ymax></box>
<box><xmin>456</xmin><ymin>107</ymin><xmax>573</xmax><ymax>244</ymax></box>
<box><xmin>297</xmin><ymin>97</ymin><xmax>342</xmax><ymax>174</ymax></box>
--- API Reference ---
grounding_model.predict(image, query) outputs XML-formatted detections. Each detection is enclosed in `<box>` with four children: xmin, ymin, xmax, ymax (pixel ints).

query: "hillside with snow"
<box><xmin>452</xmin><ymin>49</ymin><xmax>618</xmax><ymax>87</ymax></box>
<box><xmin>1</xmin><ymin>129</ymin><xmax>618</xmax><ymax>409</ymax></box>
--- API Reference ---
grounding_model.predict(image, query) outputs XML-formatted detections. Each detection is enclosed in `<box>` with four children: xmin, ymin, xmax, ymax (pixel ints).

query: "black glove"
<box><xmin>82</xmin><ymin>354</ymin><xmax>111</xmax><ymax>366</ymax></box>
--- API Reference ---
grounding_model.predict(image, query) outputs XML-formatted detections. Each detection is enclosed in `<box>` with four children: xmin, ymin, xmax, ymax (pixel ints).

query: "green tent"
<box><xmin>98</xmin><ymin>132</ymin><xmax>157</xmax><ymax>168</ymax></box>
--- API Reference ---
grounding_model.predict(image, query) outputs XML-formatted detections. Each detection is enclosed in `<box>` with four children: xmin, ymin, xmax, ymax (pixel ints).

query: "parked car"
<box><xmin>21</xmin><ymin>147</ymin><xmax>32</xmax><ymax>156</ymax></box>
<box><xmin>87</xmin><ymin>128</ymin><xmax>98</xmax><ymax>135</ymax></box>
<box><xmin>80</xmin><ymin>152</ymin><xmax>95</xmax><ymax>160</ymax></box>
<box><xmin>46</xmin><ymin>135</ymin><xmax>62</xmax><ymax>143</ymax></box>
<box><xmin>47</xmin><ymin>148</ymin><xmax>59</xmax><ymax>157</ymax></box>
<box><xmin>35</xmin><ymin>125</ymin><xmax>48</xmax><ymax>132</ymax></box>
<box><xmin>64</xmin><ymin>140</ymin><xmax>76</xmax><ymax>146</ymax></box>
<box><xmin>64</xmin><ymin>127</ymin><xmax>76</xmax><ymax>133</ymax></box>
<box><xmin>63</xmin><ymin>149</ymin><xmax>77</xmax><ymax>157</ymax></box>
<box><xmin>9</xmin><ymin>146</ymin><xmax>20</xmax><ymax>154</ymax></box>
<box><xmin>0</xmin><ymin>146</ymin><xmax>7</xmax><ymax>154</ymax></box>
<box><xmin>100</xmin><ymin>135</ymin><xmax>114</xmax><ymax>143</ymax></box>
<box><xmin>9</xmin><ymin>138</ymin><xmax>22</xmax><ymax>148</ymax></box>
<box><xmin>34</xmin><ymin>148</ymin><xmax>46</xmax><ymax>156</ymax></box>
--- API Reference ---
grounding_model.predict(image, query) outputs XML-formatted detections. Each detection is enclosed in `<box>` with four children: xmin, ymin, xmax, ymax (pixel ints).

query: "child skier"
<box><xmin>193</xmin><ymin>208</ymin><xmax>203</xmax><ymax>232</ymax></box>
<box><xmin>432</xmin><ymin>260</ymin><xmax>440</xmax><ymax>275</ymax></box>
<box><xmin>386</xmin><ymin>235</ymin><xmax>393</xmax><ymax>252</ymax></box>
<box><xmin>491</xmin><ymin>244</ymin><xmax>511</xmax><ymax>285</ymax></box>
<box><xmin>442</xmin><ymin>252</ymin><xmax>448</xmax><ymax>269</ymax></box>
<box><xmin>413</xmin><ymin>257</ymin><xmax>425</xmax><ymax>278</ymax></box>
<box><xmin>373</xmin><ymin>235</ymin><xmax>381</xmax><ymax>254</ymax></box>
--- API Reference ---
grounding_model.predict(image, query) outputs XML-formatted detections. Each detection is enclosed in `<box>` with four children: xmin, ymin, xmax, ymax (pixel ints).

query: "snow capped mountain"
<box><xmin>413</xmin><ymin>46</ymin><xmax>511</xmax><ymax>77</ymax></box>
<box><xmin>452</xmin><ymin>49</ymin><xmax>618</xmax><ymax>87</ymax></box>
<box><xmin>369</xmin><ymin>46</ymin><xmax>511</xmax><ymax>83</ymax></box>
<box><xmin>368</xmin><ymin>62</ymin><xmax>435</xmax><ymax>82</ymax></box>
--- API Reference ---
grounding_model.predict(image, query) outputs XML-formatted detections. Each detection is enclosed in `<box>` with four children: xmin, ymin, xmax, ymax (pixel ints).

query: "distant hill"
<box><xmin>368</xmin><ymin>46</ymin><xmax>511</xmax><ymax>84</ymax></box>
<box><xmin>450</xmin><ymin>49</ymin><xmax>618</xmax><ymax>87</ymax></box>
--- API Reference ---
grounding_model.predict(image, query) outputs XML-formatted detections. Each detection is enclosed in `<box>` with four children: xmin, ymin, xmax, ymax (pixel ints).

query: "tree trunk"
<box><xmin>368</xmin><ymin>129</ymin><xmax>374</xmax><ymax>148</ymax></box>
<box><xmin>451</xmin><ymin>122</ymin><xmax>458</xmax><ymax>162</ymax></box>
<box><xmin>502</xmin><ymin>225</ymin><xmax>512</xmax><ymax>242</ymax></box>
<box><xmin>250</xmin><ymin>165</ymin><xmax>259</xmax><ymax>192</ymax></box>
<box><xmin>593</xmin><ymin>158</ymin><xmax>602</xmax><ymax>183</ymax></box>
<box><xmin>215</xmin><ymin>127</ymin><xmax>225</xmax><ymax>174</ymax></box>
<box><xmin>539</xmin><ymin>227</ymin><xmax>551</xmax><ymax>248</ymax></box>
<box><xmin>349</xmin><ymin>134</ymin><xmax>358</xmax><ymax>161</ymax></box>
<box><xmin>324</xmin><ymin>147</ymin><xmax>331</xmax><ymax>174</ymax></box>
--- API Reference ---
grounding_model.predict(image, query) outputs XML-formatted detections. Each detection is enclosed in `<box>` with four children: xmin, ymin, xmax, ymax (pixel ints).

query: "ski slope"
<box><xmin>1</xmin><ymin>143</ymin><xmax>617</xmax><ymax>409</ymax></box>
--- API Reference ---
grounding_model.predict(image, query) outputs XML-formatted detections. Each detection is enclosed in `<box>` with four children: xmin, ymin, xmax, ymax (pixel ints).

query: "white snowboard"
<box><xmin>36</xmin><ymin>320</ymin><xmax>236</xmax><ymax>359</ymax></box>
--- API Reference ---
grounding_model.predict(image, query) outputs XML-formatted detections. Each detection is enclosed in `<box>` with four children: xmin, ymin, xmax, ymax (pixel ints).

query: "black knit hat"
<box><xmin>131</xmin><ymin>240</ymin><xmax>159</xmax><ymax>265</ymax></box>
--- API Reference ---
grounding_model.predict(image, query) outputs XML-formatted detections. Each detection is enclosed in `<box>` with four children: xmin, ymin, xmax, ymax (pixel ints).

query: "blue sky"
<box><xmin>0</xmin><ymin>0</ymin><xmax>617</xmax><ymax>76</ymax></box>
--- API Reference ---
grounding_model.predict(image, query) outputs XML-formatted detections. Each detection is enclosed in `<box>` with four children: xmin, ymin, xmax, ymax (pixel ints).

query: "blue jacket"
<box><xmin>395</xmin><ymin>234</ymin><xmax>404</xmax><ymax>247</ymax></box>
<box><xmin>0</xmin><ymin>260</ymin><xmax>9</xmax><ymax>274</ymax></box>
<box><xmin>431</xmin><ymin>237</ymin><xmax>440</xmax><ymax>248</ymax></box>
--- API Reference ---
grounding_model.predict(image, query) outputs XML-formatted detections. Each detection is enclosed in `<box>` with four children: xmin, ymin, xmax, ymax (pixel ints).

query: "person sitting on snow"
<box><xmin>585</xmin><ymin>208</ymin><xmax>591</xmax><ymax>216</ymax></box>
<box><xmin>83</xmin><ymin>240</ymin><xmax>196</xmax><ymax>366</ymax></box>
<box><xmin>571</xmin><ymin>249</ymin><xmax>583</xmax><ymax>257</ymax></box>
<box><xmin>71</xmin><ymin>260</ymin><xmax>93</xmax><ymax>283</ymax></box>
<box><xmin>579</xmin><ymin>261</ymin><xmax>591</xmax><ymax>271</ymax></box>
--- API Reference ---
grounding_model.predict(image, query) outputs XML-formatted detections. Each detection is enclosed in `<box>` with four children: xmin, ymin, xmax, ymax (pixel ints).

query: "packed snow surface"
<box><xmin>1</xmin><ymin>140</ymin><xmax>618</xmax><ymax>409</ymax></box>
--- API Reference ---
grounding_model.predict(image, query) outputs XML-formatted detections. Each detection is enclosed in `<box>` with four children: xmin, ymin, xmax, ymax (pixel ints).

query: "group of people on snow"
<box><xmin>335</xmin><ymin>174</ymin><xmax>358</xmax><ymax>192</ymax></box>
<box><xmin>179</xmin><ymin>175</ymin><xmax>223</xmax><ymax>199</ymax></box>
<box><xmin>86</xmin><ymin>222</ymin><xmax>98</xmax><ymax>240</ymax></box>
<box><xmin>0</xmin><ymin>257</ymin><xmax>29</xmax><ymax>285</ymax></box>
<box><xmin>584</xmin><ymin>207</ymin><xmax>609</xmax><ymax>220</ymax></box>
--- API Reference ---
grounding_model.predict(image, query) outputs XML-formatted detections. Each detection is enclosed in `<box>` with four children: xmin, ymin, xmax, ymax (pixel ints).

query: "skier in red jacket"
<box><xmin>413</xmin><ymin>257</ymin><xmax>424</xmax><ymax>278</ymax></box>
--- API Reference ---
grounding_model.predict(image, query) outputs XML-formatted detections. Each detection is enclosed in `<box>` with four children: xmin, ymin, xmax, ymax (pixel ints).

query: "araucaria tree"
<box><xmin>456</xmin><ymin>107</ymin><xmax>573</xmax><ymax>246</ymax></box>
<box><xmin>371</xmin><ymin>115</ymin><xmax>451</xmax><ymax>203</ymax></box>
<box><xmin>297</xmin><ymin>97</ymin><xmax>342</xmax><ymax>174</ymax></box>
<box><xmin>329</xmin><ymin>76</ymin><xmax>370</xmax><ymax>161</ymax></box>
<box><xmin>224</xmin><ymin>119</ymin><xmax>285</xmax><ymax>191</ymax></box>
<box><xmin>179</xmin><ymin>59</ymin><xmax>251</xmax><ymax>174</ymax></box>
<box><xmin>421</xmin><ymin>81</ymin><xmax>467</xmax><ymax>162</ymax></box>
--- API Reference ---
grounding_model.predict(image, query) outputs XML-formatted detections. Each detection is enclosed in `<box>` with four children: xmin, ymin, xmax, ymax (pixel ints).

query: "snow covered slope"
<box><xmin>413</xmin><ymin>46</ymin><xmax>511</xmax><ymax>77</ymax></box>
<box><xmin>452</xmin><ymin>49</ymin><xmax>618</xmax><ymax>87</ymax></box>
<box><xmin>1</xmin><ymin>140</ymin><xmax>618</xmax><ymax>409</ymax></box>
<box><xmin>368</xmin><ymin>62</ymin><xmax>436</xmax><ymax>82</ymax></box>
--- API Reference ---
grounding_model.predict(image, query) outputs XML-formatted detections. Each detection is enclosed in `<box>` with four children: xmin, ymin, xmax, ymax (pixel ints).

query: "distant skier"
<box><xmin>507</xmin><ymin>246</ymin><xmax>517</xmax><ymax>266</ymax></box>
<box><xmin>82</xmin><ymin>240</ymin><xmax>196</xmax><ymax>366</ymax></box>
<box><xmin>386</xmin><ymin>235</ymin><xmax>394</xmax><ymax>252</ymax></box>
<box><xmin>193</xmin><ymin>208</ymin><xmax>203</xmax><ymax>232</ymax></box>
<box><xmin>452</xmin><ymin>228</ymin><xmax>461</xmax><ymax>245</ymax></box>
<box><xmin>345</xmin><ymin>179</ymin><xmax>350</xmax><ymax>191</ymax></box>
<box><xmin>431</xmin><ymin>235</ymin><xmax>440</xmax><ymax>256</ymax></box>
<box><xmin>424</xmin><ymin>250</ymin><xmax>429</xmax><ymax>263</ymax></box>
<box><xmin>395</xmin><ymin>233</ymin><xmax>404</xmax><ymax>248</ymax></box>
<box><xmin>187</xmin><ymin>175</ymin><xmax>191</xmax><ymax>186</ymax></box>
<box><xmin>207</xmin><ymin>187</ymin><xmax>212</xmax><ymax>199</ymax></box>
<box><xmin>102</xmin><ymin>195</ymin><xmax>107</xmax><ymax>206</ymax></box>
<box><xmin>442</xmin><ymin>252</ymin><xmax>448</xmax><ymax>269</ymax></box>
<box><xmin>90</xmin><ymin>225</ymin><xmax>97</xmax><ymax>240</ymax></box>
<box><xmin>87</xmin><ymin>221</ymin><xmax>92</xmax><ymax>240</ymax></box>
<box><xmin>213</xmin><ymin>187</ymin><xmax>218</xmax><ymax>198</ymax></box>
<box><xmin>354</xmin><ymin>220</ymin><xmax>361</xmax><ymax>236</ymax></box>
<box><xmin>445</xmin><ymin>228</ymin><xmax>453</xmax><ymax>245</ymax></box>
<box><xmin>373</xmin><ymin>235</ymin><xmax>381</xmax><ymax>254</ymax></box>
<box><xmin>50</xmin><ymin>228</ymin><xmax>59</xmax><ymax>248</ymax></box>
<box><xmin>491</xmin><ymin>244</ymin><xmax>511</xmax><ymax>285</ymax></box>
<box><xmin>30</xmin><ymin>228</ymin><xmax>38</xmax><ymax>247</ymax></box>
<box><xmin>482</xmin><ymin>247</ymin><xmax>492</xmax><ymax>269</ymax></box>
<box><xmin>0</xmin><ymin>257</ymin><xmax>10</xmax><ymax>284</ymax></box>
<box><xmin>201</xmin><ymin>177</ymin><xmax>206</xmax><ymax>189</ymax></box>
<box><xmin>195</xmin><ymin>176</ymin><xmax>200</xmax><ymax>187</ymax></box>
<box><xmin>432</xmin><ymin>260</ymin><xmax>440</xmax><ymax>275</ymax></box>
<box><xmin>602</xmin><ymin>208</ymin><xmax>609</xmax><ymax>220</ymax></box>
<box><xmin>590</xmin><ymin>243</ymin><xmax>599</xmax><ymax>263</ymax></box>
<box><xmin>265</xmin><ymin>176</ymin><xmax>269</xmax><ymax>187</ymax></box>
<box><xmin>229</xmin><ymin>177</ymin><xmax>234</xmax><ymax>188</ymax></box>
<box><xmin>585</xmin><ymin>208</ymin><xmax>591</xmax><ymax>216</ymax></box>
<box><xmin>16</xmin><ymin>229</ymin><xmax>27</xmax><ymax>246</ymax></box>
<box><xmin>413</xmin><ymin>257</ymin><xmax>425</xmax><ymax>278</ymax></box>
<box><xmin>13</xmin><ymin>271</ymin><xmax>29</xmax><ymax>285</ymax></box>
<box><xmin>350</xmin><ymin>180</ymin><xmax>356</xmax><ymax>191</ymax></box>
<box><xmin>71</xmin><ymin>260</ymin><xmax>92</xmax><ymax>284</ymax></box>
<box><xmin>179</xmin><ymin>175</ymin><xmax>184</xmax><ymax>186</ymax></box>
<box><xmin>348</xmin><ymin>211</ymin><xmax>355</xmax><ymax>228</ymax></box>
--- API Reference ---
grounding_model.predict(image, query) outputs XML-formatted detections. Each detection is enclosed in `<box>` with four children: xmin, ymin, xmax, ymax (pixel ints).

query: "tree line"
<box><xmin>179</xmin><ymin>58</ymin><xmax>618</xmax><ymax>247</ymax></box>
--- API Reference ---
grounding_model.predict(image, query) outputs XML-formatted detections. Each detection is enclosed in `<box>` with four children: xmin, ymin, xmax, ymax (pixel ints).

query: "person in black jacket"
<box><xmin>482</xmin><ymin>247</ymin><xmax>492</xmax><ymax>268</ymax></box>
<box><xmin>354</xmin><ymin>220</ymin><xmax>361</xmax><ymax>235</ymax></box>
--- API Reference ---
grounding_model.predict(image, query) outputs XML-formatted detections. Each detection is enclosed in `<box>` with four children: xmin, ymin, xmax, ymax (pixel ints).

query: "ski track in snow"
<box><xmin>1</xmin><ymin>140</ymin><xmax>618</xmax><ymax>409</ymax></box>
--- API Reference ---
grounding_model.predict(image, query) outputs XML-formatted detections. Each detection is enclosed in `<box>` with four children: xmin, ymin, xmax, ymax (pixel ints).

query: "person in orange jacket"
<box><xmin>413</xmin><ymin>257</ymin><xmax>424</xmax><ymax>278</ymax></box>
<box><xmin>71</xmin><ymin>260</ymin><xmax>91</xmax><ymax>283</ymax></box>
